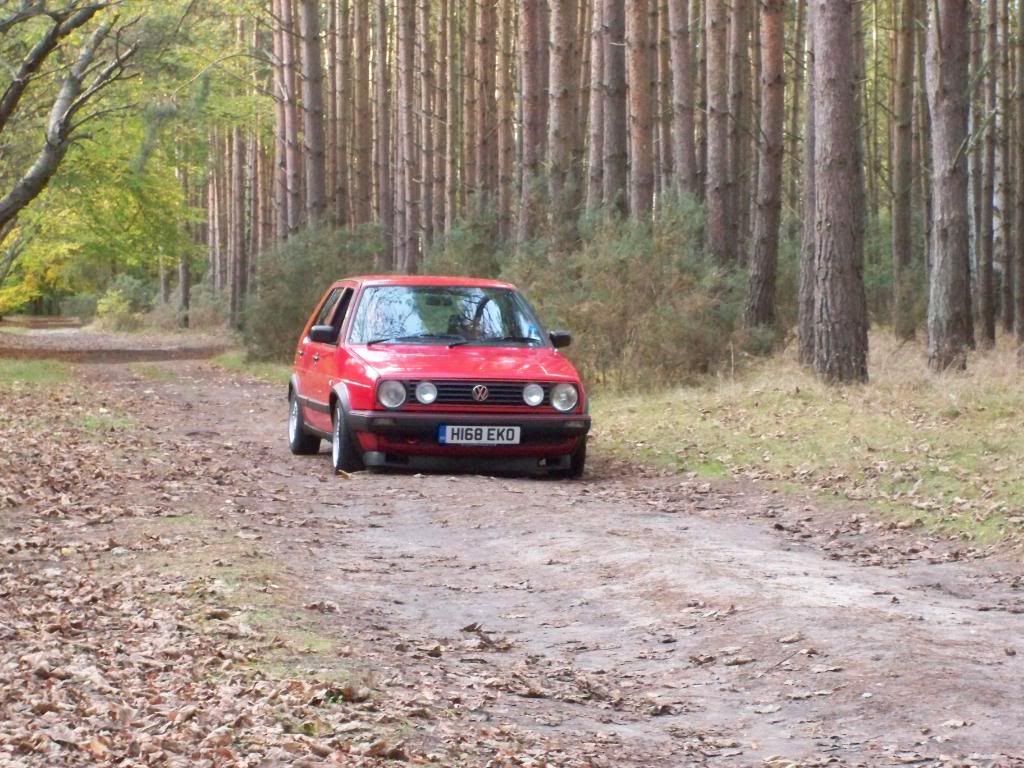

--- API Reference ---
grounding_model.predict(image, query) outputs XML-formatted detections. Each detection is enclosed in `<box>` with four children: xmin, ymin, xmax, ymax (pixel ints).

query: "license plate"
<box><xmin>438</xmin><ymin>425</ymin><xmax>521</xmax><ymax>445</ymax></box>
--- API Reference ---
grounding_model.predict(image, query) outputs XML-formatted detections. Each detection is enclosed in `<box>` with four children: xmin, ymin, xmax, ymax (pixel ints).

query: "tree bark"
<box><xmin>602</xmin><ymin>0</ymin><xmax>628</xmax><ymax>216</ymax></box>
<box><xmin>549</xmin><ymin>0</ymin><xmax>580</xmax><ymax>229</ymax></box>
<box><xmin>496</xmin><ymin>0</ymin><xmax>515</xmax><ymax>239</ymax></box>
<box><xmin>1017</xmin><ymin>0</ymin><xmax>1024</xmax><ymax>360</ymax></box>
<box><xmin>998</xmin><ymin>0</ymin><xmax>1015</xmax><ymax>334</ymax></box>
<box><xmin>745</xmin><ymin>0</ymin><xmax>784</xmax><ymax>330</ymax></box>
<box><xmin>279</xmin><ymin>0</ymin><xmax>302</xmax><ymax>233</ymax></box>
<box><xmin>397</xmin><ymin>0</ymin><xmax>419</xmax><ymax>272</ymax></box>
<box><xmin>797</xmin><ymin>0</ymin><xmax>816</xmax><ymax>366</ymax></box>
<box><xmin>374</xmin><ymin>0</ymin><xmax>394</xmax><ymax>269</ymax></box>
<box><xmin>891</xmin><ymin>0</ymin><xmax>916</xmax><ymax>339</ymax></box>
<box><xmin>519</xmin><ymin>0</ymin><xmax>546</xmax><ymax>241</ymax></box>
<box><xmin>978</xmin><ymin>0</ymin><xmax>997</xmax><ymax>347</ymax></box>
<box><xmin>586</xmin><ymin>0</ymin><xmax>606</xmax><ymax>210</ymax></box>
<box><xmin>705</xmin><ymin>0</ymin><xmax>731</xmax><ymax>262</ymax></box>
<box><xmin>298</xmin><ymin>0</ymin><xmax>327</xmax><ymax>223</ymax></box>
<box><xmin>626</xmin><ymin>0</ymin><xmax>654</xmax><ymax>217</ymax></box>
<box><xmin>668</xmin><ymin>0</ymin><xmax>698</xmax><ymax>197</ymax></box>
<box><xmin>925</xmin><ymin>0</ymin><xmax>972</xmax><ymax>372</ymax></box>
<box><xmin>726</xmin><ymin>0</ymin><xmax>749</xmax><ymax>262</ymax></box>
<box><xmin>810</xmin><ymin>0</ymin><xmax>868</xmax><ymax>383</ymax></box>
<box><xmin>354</xmin><ymin>0</ymin><xmax>372</xmax><ymax>223</ymax></box>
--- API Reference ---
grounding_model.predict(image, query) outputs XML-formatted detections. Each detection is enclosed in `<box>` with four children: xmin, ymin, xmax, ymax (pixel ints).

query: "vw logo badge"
<box><xmin>472</xmin><ymin>384</ymin><xmax>490</xmax><ymax>402</ymax></box>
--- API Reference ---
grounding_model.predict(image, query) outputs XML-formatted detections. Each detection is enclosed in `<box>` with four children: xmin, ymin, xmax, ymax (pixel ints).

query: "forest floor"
<box><xmin>2</xmin><ymin>325</ymin><xmax>1024</xmax><ymax>767</ymax></box>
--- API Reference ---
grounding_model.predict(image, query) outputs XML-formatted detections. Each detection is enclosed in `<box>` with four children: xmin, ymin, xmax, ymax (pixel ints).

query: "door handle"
<box><xmin>312</xmin><ymin>353</ymin><xmax>320</xmax><ymax>363</ymax></box>
<box><xmin>298</xmin><ymin>349</ymin><xmax>305</xmax><ymax>357</ymax></box>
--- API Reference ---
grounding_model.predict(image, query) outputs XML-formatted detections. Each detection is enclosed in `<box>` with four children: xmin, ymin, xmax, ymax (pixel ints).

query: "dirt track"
<box><xmin>6</xmin><ymin>328</ymin><xmax>1024</xmax><ymax>766</ymax></box>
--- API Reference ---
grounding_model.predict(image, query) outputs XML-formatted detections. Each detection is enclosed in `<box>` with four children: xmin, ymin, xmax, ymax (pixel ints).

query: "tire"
<box><xmin>288</xmin><ymin>393</ymin><xmax>321</xmax><ymax>455</ymax></box>
<box><xmin>331</xmin><ymin>400</ymin><xmax>364</xmax><ymax>473</ymax></box>
<box><xmin>554</xmin><ymin>437</ymin><xmax>587</xmax><ymax>479</ymax></box>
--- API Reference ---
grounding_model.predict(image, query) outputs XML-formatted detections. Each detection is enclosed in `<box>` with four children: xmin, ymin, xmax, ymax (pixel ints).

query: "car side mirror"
<box><xmin>309</xmin><ymin>325</ymin><xmax>338</xmax><ymax>344</ymax></box>
<box><xmin>550</xmin><ymin>330</ymin><xmax>572</xmax><ymax>349</ymax></box>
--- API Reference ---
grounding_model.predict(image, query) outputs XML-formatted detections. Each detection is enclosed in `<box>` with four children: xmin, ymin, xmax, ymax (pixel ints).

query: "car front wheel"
<box><xmin>331</xmin><ymin>401</ymin><xmax>364</xmax><ymax>473</ymax></box>
<box><xmin>288</xmin><ymin>393</ymin><xmax>321</xmax><ymax>455</ymax></box>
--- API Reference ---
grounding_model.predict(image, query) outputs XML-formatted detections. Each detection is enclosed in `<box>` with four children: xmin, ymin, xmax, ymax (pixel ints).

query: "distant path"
<box><xmin>0</xmin><ymin>322</ymin><xmax>227</xmax><ymax>363</ymax></box>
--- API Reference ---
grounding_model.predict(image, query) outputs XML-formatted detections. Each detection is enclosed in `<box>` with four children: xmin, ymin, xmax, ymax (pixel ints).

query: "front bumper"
<box><xmin>347</xmin><ymin>410</ymin><xmax>590</xmax><ymax>467</ymax></box>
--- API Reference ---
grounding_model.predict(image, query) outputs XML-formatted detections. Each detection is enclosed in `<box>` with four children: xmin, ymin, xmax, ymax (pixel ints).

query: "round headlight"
<box><xmin>415</xmin><ymin>381</ymin><xmax>438</xmax><ymax>405</ymax></box>
<box><xmin>377</xmin><ymin>380</ymin><xmax>407</xmax><ymax>409</ymax></box>
<box><xmin>523</xmin><ymin>383</ymin><xmax>545</xmax><ymax>407</ymax></box>
<box><xmin>550</xmin><ymin>383</ymin><xmax>579</xmax><ymax>412</ymax></box>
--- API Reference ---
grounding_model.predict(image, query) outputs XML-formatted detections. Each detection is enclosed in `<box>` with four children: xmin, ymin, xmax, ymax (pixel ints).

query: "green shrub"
<box><xmin>107</xmin><ymin>274</ymin><xmax>154</xmax><ymax>313</ymax></box>
<box><xmin>243</xmin><ymin>224</ymin><xmax>380</xmax><ymax>360</ymax></box>
<box><xmin>503</xmin><ymin>195</ymin><xmax>743</xmax><ymax>388</ymax></box>
<box><xmin>94</xmin><ymin>289</ymin><xmax>141</xmax><ymax>331</ymax></box>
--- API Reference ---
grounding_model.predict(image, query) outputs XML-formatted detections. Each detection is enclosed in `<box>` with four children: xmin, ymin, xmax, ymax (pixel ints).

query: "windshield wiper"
<box><xmin>448</xmin><ymin>335</ymin><xmax>543</xmax><ymax>348</ymax></box>
<box><xmin>366</xmin><ymin>333</ymin><xmax>465</xmax><ymax>346</ymax></box>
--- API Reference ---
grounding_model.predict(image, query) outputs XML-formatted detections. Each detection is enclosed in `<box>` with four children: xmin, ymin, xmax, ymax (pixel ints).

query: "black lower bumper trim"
<box><xmin>347</xmin><ymin>410</ymin><xmax>590</xmax><ymax>441</ymax></box>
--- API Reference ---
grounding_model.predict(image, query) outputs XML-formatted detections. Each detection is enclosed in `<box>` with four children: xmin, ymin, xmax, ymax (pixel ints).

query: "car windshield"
<box><xmin>348</xmin><ymin>285</ymin><xmax>546</xmax><ymax>346</ymax></box>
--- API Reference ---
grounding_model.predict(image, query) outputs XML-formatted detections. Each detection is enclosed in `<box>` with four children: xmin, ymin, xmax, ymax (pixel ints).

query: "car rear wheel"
<box><xmin>331</xmin><ymin>401</ymin><xmax>364</xmax><ymax>473</ymax></box>
<box><xmin>288</xmin><ymin>393</ymin><xmax>321</xmax><ymax>455</ymax></box>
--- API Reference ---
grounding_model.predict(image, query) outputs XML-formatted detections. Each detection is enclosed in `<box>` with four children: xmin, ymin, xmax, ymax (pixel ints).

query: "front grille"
<box><xmin>405</xmin><ymin>380</ymin><xmax>551</xmax><ymax>407</ymax></box>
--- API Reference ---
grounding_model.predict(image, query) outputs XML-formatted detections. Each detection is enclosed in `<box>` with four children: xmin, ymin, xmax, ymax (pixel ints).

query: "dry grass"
<box><xmin>592</xmin><ymin>331</ymin><xmax>1024</xmax><ymax>545</ymax></box>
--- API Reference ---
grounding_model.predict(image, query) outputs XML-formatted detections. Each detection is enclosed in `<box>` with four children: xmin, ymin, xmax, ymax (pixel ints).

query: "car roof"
<box><xmin>339</xmin><ymin>275</ymin><xmax>518</xmax><ymax>290</ymax></box>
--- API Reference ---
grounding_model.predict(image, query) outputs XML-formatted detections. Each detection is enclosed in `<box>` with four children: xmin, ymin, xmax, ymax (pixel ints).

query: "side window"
<box><xmin>313</xmin><ymin>288</ymin><xmax>343</xmax><ymax>328</ymax></box>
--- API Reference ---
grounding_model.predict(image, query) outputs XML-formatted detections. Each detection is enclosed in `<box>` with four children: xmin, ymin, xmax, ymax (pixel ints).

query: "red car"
<box><xmin>287</xmin><ymin>275</ymin><xmax>591</xmax><ymax>477</ymax></box>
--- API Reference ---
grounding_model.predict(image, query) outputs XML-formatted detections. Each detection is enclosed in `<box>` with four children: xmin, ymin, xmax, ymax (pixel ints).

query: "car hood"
<box><xmin>351</xmin><ymin>345</ymin><xmax>582</xmax><ymax>382</ymax></box>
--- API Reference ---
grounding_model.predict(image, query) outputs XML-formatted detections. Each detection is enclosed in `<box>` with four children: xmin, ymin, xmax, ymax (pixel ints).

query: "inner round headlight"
<box><xmin>523</xmin><ymin>383</ymin><xmax>545</xmax><ymax>407</ymax></box>
<box><xmin>415</xmin><ymin>381</ymin><xmax>438</xmax><ymax>405</ymax></box>
<box><xmin>377</xmin><ymin>380</ymin><xmax>407</xmax><ymax>409</ymax></box>
<box><xmin>550</xmin><ymin>383</ymin><xmax>579</xmax><ymax>413</ymax></box>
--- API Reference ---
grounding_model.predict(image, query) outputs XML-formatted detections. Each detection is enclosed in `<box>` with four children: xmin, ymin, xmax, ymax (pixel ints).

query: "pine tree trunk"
<box><xmin>602</xmin><ymin>0</ymin><xmax>628</xmax><ymax>216</ymax></box>
<box><xmin>375</xmin><ymin>0</ymin><xmax>394</xmax><ymax>268</ymax></box>
<box><xmin>726</xmin><ymin>0</ymin><xmax>748</xmax><ymax>262</ymax></box>
<box><xmin>496</xmin><ymin>0</ymin><xmax>515</xmax><ymax>239</ymax></box>
<box><xmin>445</xmin><ymin>1</ymin><xmax>459</xmax><ymax>234</ymax></box>
<box><xmin>705</xmin><ymin>0</ymin><xmax>730</xmax><ymax>262</ymax></box>
<box><xmin>397</xmin><ymin>0</ymin><xmax>419</xmax><ymax>272</ymax></box>
<box><xmin>891</xmin><ymin>0</ymin><xmax>916</xmax><ymax>340</ymax></box>
<box><xmin>298</xmin><ymin>0</ymin><xmax>327</xmax><ymax>223</ymax></box>
<box><xmin>475</xmin><ymin>0</ymin><xmax>497</xmax><ymax>212</ymax></box>
<box><xmin>354</xmin><ymin>0</ymin><xmax>372</xmax><ymax>223</ymax></box>
<box><xmin>334</xmin><ymin>0</ymin><xmax>351</xmax><ymax>225</ymax></box>
<box><xmin>744</xmin><ymin>0</ymin><xmax>784</xmax><ymax>330</ymax></box>
<box><xmin>549</xmin><ymin>0</ymin><xmax>579</xmax><ymax>230</ymax></box>
<box><xmin>811</xmin><ymin>0</ymin><xmax>868</xmax><ymax>383</ymax></box>
<box><xmin>1017</xmin><ymin>0</ymin><xmax>1024</xmax><ymax>360</ymax></box>
<box><xmin>230</xmin><ymin>126</ymin><xmax>247</xmax><ymax>327</ymax></box>
<box><xmin>585</xmin><ymin>0</ymin><xmax>605</xmax><ymax>210</ymax></box>
<box><xmin>280</xmin><ymin>0</ymin><xmax>301</xmax><ymax>233</ymax></box>
<box><xmin>693</xmin><ymin>0</ymin><xmax>706</xmax><ymax>198</ymax></box>
<box><xmin>925</xmin><ymin>0</ymin><xmax>972</xmax><ymax>372</ymax></box>
<box><xmin>999</xmin><ymin>0</ymin><xmax>1015</xmax><ymax>334</ymax></box>
<box><xmin>519</xmin><ymin>0</ymin><xmax>545</xmax><ymax>241</ymax></box>
<box><xmin>797</xmin><ymin>0</ymin><xmax>816</xmax><ymax>366</ymax></box>
<box><xmin>626</xmin><ymin>0</ymin><xmax>654</xmax><ymax>216</ymax></box>
<box><xmin>271</xmin><ymin>0</ymin><xmax>288</xmax><ymax>239</ymax></box>
<box><xmin>434</xmin><ymin>0</ymin><xmax>449</xmax><ymax>239</ymax></box>
<box><xmin>787</xmin><ymin>0</ymin><xmax>805</xmax><ymax>214</ymax></box>
<box><xmin>668</xmin><ymin>0</ymin><xmax>697</xmax><ymax>197</ymax></box>
<box><xmin>419</xmin><ymin>0</ymin><xmax>434</xmax><ymax>247</ymax></box>
<box><xmin>326</xmin><ymin>0</ymin><xmax>338</xmax><ymax>219</ymax></box>
<box><xmin>656</xmin><ymin>0</ymin><xmax>672</xmax><ymax>196</ymax></box>
<box><xmin>978</xmin><ymin>0</ymin><xmax>997</xmax><ymax>347</ymax></box>
<box><xmin>462</xmin><ymin>0</ymin><xmax>477</xmax><ymax>205</ymax></box>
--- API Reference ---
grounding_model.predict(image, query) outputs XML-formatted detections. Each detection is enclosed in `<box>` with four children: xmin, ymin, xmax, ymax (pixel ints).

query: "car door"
<box><xmin>296</xmin><ymin>286</ymin><xmax>344</xmax><ymax>431</ymax></box>
<box><xmin>306</xmin><ymin>285</ymin><xmax>355</xmax><ymax>433</ymax></box>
